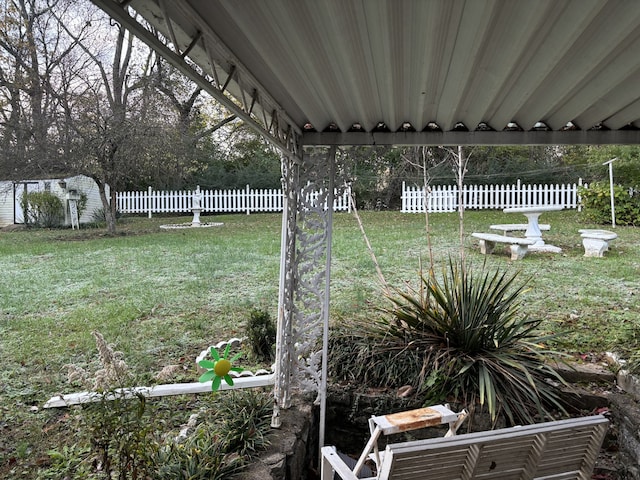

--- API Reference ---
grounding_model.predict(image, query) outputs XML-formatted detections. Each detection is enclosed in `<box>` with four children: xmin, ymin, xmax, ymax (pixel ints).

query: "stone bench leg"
<box><xmin>478</xmin><ymin>239</ymin><xmax>495</xmax><ymax>255</ymax></box>
<box><xmin>509</xmin><ymin>244</ymin><xmax>529</xmax><ymax>260</ymax></box>
<box><xmin>583</xmin><ymin>238</ymin><xmax>609</xmax><ymax>257</ymax></box>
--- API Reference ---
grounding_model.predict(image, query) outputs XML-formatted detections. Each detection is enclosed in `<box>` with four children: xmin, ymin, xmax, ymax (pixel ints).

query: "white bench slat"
<box><xmin>386</xmin><ymin>437</ymin><xmax>542</xmax><ymax>479</ymax></box>
<box><xmin>321</xmin><ymin>447</ymin><xmax>363</xmax><ymax>480</ymax></box>
<box><xmin>321</xmin><ymin>416</ymin><xmax>608</xmax><ymax>480</ymax></box>
<box><xmin>471</xmin><ymin>232</ymin><xmax>535</xmax><ymax>260</ymax></box>
<box><xmin>579</xmin><ymin>229</ymin><xmax>617</xmax><ymax>240</ymax></box>
<box><xmin>490</xmin><ymin>223</ymin><xmax>550</xmax><ymax>232</ymax></box>
<box><xmin>471</xmin><ymin>232</ymin><xmax>535</xmax><ymax>244</ymax></box>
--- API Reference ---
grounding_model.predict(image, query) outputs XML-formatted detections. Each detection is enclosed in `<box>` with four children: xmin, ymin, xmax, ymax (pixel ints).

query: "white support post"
<box><xmin>319</xmin><ymin>146</ymin><xmax>335</xmax><ymax>460</ymax></box>
<box><xmin>272</xmin><ymin>153</ymin><xmax>299</xmax><ymax>428</ymax></box>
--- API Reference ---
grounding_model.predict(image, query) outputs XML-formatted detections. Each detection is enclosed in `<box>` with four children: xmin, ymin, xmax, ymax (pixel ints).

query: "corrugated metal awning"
<box><xmin>90</xmin><ymin>0</ymin><xmax>640</xmax><ymax>153</ymax></box>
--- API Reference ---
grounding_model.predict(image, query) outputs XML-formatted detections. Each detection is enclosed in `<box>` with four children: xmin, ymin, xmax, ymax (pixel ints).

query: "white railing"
<box><xmin>401</xmin><ymin>180</ymin><xmax>584</xmax><ymax>213</ymax></box>
<box><xmin>116</xmin><ymin>185</ymin><xmax>352</xmax><ymax>217</ymax></box>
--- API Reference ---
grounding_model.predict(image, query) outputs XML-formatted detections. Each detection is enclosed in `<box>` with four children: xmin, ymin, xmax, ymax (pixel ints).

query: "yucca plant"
<box><xmin>330</xmin><ymin>259</ymin><xmax>570</xmax><ymax>426</ymax></box>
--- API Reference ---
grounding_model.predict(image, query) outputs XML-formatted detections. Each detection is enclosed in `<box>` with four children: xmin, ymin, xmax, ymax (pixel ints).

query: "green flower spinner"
<box><xmin>198</xmin><ymin>344</ymin><xmax>243</xmax><ymax>391</ymax></box>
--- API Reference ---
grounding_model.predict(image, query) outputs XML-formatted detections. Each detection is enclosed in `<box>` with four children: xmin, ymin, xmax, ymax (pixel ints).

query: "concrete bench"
<box><xmin>471</xmin><ymin>232</ymin><xmax>535</xmax><ymax>260</ymax></box>
<box><xmin>322</xmin><ymin>415</ymin><xmax>609</xmax><ymax>480</ymax></box>
<box><xmin>579</xmin><ymin>229</ymin><xmax>618</xmax><ymax>257</ymax></box>
<box><xmin>489</xmin><ymin>223</ymin><xmax>550</xmax><ymax>234</ymax></box>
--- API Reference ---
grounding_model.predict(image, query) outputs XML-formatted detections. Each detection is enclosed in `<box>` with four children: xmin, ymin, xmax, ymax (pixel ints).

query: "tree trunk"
<box><xmin>95</xmin><ymin>178</ymin><xmax>116</xmax><ymax>234</ymax></box>
<box><xmin>109</xmin><ymin>188</ymin><xmax>118</xmax><ymax>235</ymax></box>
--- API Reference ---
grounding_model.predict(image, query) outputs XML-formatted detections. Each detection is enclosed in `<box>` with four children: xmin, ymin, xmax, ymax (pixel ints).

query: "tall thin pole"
<box><xmin>457</xmin><ymin>146</ymin><xmax>465</xmax><ymax>261</ymax></box>
<box><xmin>319</xmin><ymin>146</ymin><xmax>336</xmax><ymax>461</ymax></box>
<box><xmin>603</xmin><ymin>158</ymin><xmax>617</xmax><ymax>228</ymax></box>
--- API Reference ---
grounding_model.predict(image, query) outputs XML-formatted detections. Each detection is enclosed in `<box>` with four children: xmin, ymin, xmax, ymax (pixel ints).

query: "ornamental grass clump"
<box><xmin>245</xmin><ymin>308</ymin><xmax>277</xmax><ymax>362</ymax></box>
<box><xmin>330</xmin><ymin>260</ymin><xmax>570</xmax><ymax>426</ymax></box>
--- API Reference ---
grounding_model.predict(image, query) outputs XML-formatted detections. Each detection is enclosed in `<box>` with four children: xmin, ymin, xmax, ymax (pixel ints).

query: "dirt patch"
<box><xmin>0</xmin><ymin>224</ymin><xmax>27</xmax><ymax>232</ymax></box>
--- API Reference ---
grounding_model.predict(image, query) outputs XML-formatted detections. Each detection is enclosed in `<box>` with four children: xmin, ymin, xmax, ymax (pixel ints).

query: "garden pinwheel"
<box><xmin>198</xmin><ymin>344</ymin><xmax>243</xmax><ymax>391</ymax></box>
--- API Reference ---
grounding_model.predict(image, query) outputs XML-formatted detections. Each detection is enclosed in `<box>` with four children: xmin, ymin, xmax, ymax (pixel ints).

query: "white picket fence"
<box><xmin>401</xmin><ymin>180</ymin><xmax>584</xmax><ymax>213</ymax></box>
<box><xmin>117</xmin><ymin>181</ymin><xmax>583</xmax><ymax>216</ymax></box>
<box><xmin>116</xmin><ymin>185</ymin><xmax>352</xmax><ymax>217</ymax></box>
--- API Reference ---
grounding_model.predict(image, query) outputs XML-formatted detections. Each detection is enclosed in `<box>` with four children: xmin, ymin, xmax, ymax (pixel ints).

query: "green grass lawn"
<box><xmin>0</xmin><ymin>209</ymin><xmax>639</xmax><ymax>477</ymax></box>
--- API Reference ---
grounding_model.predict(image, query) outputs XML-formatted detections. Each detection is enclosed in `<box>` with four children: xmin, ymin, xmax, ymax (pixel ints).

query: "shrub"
<box><xmin>329</xmin><ymin>260</ymin><xmax>569</xmax><ymax>425</ymax></box>
<box><xmin>151</xmin><ymin>424</ymin><xmax>244</xmax><ymax>480</ymax></box>
<box><xmin>52</xmin><ymin>385</ymin><xmax>272</xmax><ymax>479</ymax></box>
<box><xmin>89</xmin><ymin>206</ymin><xmax>122</xmax><ymax>225</ymax></box>
<box><xmin>37</xmin><ymin>444</ymin><xmax>92</xmax><ymax>480</ymax></box>
<box><xmin>82</xmin><ymin>392</ymin><xmax>158</xmax><ymax>479</ymax></box>
<box><xmin>245</xmin><ymin>308</ymin><xmax>276</xmax><ymax>361</ymax></box>
<box><xmin>579</xmin><ymin>181</ymin><xmax>640</xmax><ymax>226</ymax></box>
<box><xmin>55</xmin><ymin>332</ymin><xmax>274</xmax><ymax>479</ymax></box>
<box><xmin>90</xmin><ymin>207</ymin><xmax>107</xmax><ymax>225</ymax></box>
<box><xmin>149</xmin><ymin>391</ymin><xmax>272</xmax><ymax>479</ymax></box>
<box><xmin>20</xmin><ymin>191</ymin><xmax>65</xmax><ymax>228</ymax></box>
<box><xmin>214</xmin><ymin>390</ymin><xmax>273</xmax><ymax>457</ymax></box>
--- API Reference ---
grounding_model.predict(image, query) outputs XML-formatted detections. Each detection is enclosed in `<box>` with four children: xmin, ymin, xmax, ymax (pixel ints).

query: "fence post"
<box><xmin>246</xmin><ymin>184</ymin><xmax>251</xmax><ymax>215</ymax></box>
<box><xmin>147</xmin><ymin>186</ymin><xmax>153</xmax><ymax>218</ymax></box>
<box><xmin>401</xmin><ymin>181</ymin><xmax>406</xmax><ymax>212</ymax></box>
<box><xmin>577</xmin><ymin>178</ymin><xmax>583</xmax><ymax>212</ymax></box>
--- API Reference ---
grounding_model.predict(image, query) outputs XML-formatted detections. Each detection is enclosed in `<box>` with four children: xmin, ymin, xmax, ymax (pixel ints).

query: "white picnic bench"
<box><xmin>579</xmin><ymin>229</ymin><xmax>618</xmax><ymax>257</ymax></box>
<box><xmin>490</xmin><ymin>223</ymin><xmax>550</xmax><ymax>234</ymax></box>
<box><xmin>321</xmin><ymin>414</ymin><xmax>609</xmax><ymax>480</ymax></box>
<box><xmin>471</xmin><ymin>232</ymin><xmax>535</xmax><ymax>260</ymax></box>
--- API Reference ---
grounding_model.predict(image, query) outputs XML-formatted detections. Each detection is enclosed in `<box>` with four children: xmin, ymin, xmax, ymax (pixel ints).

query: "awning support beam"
<box><xmin>91</xmin><ymin>0</ymin><xmax>302</xmax><ymax>159</ymax></box>
<box><xmin>303</xmin><ymin>129</ymin><xmax>640</xmax><ymax>146</ymax></box>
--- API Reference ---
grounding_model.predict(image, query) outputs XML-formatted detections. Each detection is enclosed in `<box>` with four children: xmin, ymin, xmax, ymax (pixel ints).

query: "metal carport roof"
<box><xmin>90</xmin><ymin>0</ymin><xmax>640</xmax><ymax>157</ymax></box>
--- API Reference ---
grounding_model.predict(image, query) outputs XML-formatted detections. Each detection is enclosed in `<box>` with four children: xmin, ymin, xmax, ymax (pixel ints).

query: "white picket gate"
<box><xmin>116</xmin><ymin>185</ymin><xmax>352</xmax><ymax>217</ymax></box>
<box><xmin>401</xmin><ymin>180</ymin><xmax>583</xmax><ymax>213</ymax></box>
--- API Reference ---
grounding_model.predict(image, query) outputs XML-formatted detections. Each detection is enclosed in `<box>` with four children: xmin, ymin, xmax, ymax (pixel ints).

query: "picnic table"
<box><xmin>503</xmin><ymin>205</ymin><xmax>563</xmax><ymax>252</ymax></box>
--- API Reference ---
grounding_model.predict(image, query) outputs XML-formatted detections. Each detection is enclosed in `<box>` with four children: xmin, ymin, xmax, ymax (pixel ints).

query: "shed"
<box><xmin>0</xmin><ymin>175</ymin><xmax>107</xmax><ymax>227</ymax></box>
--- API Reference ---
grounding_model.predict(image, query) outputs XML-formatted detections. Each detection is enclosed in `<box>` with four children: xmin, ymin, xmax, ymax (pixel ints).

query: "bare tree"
<box><xmin>150</xmin><ymin>58</ymin><xmax>237</xmax><ymax>189</ymax></box>
<box><xmin>0</xmin><ymin>0</ymin><xmax>88</xmax><ymax>178</ymax></box>
<box><xmin>1</xmin><ymin>0</ymin><xmax>239</xmax><ymax>233</ymax></box>
<box><xmin>441</xmin><ymin>146</ymin><xmax>474</xmax><ymax>261</ymax></box>
<box><xmin>400</xmin><ymin>146</ymin><xmax>452</xmax><ymax>270</ymax></box>
<box><xmin>57</xmin><ymin>5</ymin><xmax>170</xmax><ymax>233</ymax></box>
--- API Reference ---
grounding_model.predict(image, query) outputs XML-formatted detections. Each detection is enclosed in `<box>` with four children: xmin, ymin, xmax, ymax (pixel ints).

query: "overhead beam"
<box><xmin>303</xmin><ymin>129</ymin><xmax>640</xmax><ymax>146</ymax></box>
<box><xmin>90</xmin><ymin>0</ymin><xmax>301</xmax><ymax>159</ymax></box>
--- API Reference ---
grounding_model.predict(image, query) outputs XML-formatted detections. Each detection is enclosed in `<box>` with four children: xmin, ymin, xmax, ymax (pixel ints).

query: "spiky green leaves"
<box><xmin>330</xmin><ymin>259</ymin><xmax>569</xmax><ymax>426</ymax></box>
<box><xmin>383</xmin><ymin>260</ymin><xmax>569</xmax><ymax>424</ymax></box>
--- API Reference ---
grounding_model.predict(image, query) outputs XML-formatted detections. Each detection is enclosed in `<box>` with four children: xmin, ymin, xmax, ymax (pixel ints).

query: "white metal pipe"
<box><xmin>609</xmin><ymin>162</ymin><xmax>616</xmax><ymax>228</ymax></box>
<box><xmin>319</xmin><ymin>146</ymin><xmax>336</xmax><ymax>460</ymax></box>
<box><xmin>603</xmin><ymin>158</ymin><xmax>617</xmax><ymax>228</ymax></box>
<box><xmin>44</xmin><ymin>374</ymin><xmax>276</xmax><ymax>409</ymax></box>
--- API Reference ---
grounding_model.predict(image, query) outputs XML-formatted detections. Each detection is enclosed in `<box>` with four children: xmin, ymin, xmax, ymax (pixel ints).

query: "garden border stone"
<box><xmin>236</xmin><ymin>396</ymin><xmax>318</xmax><ymax>480</ymax></box>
